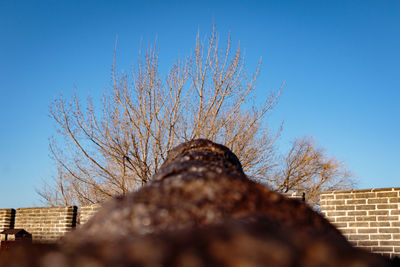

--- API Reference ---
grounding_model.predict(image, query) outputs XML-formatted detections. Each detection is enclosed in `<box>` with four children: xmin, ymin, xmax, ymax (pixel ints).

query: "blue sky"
<box><xmin>0</xmin><ymin>0</ymin><xmax>399</xmax><ymax>208</ymax></box>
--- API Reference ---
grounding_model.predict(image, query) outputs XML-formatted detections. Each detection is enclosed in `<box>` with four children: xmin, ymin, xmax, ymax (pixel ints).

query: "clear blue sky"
<box><xmin>1</xmin><ymin>0</ymin><xmax>399</xmax><ymax>208</ymax></box>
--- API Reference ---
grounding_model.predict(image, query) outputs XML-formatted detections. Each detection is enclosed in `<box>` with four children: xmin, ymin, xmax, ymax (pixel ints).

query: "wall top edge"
<box><xmin>15</xmin><ymin>206</ymin><xmax>78</xmax><ymax>210</ymax></box>
<box><xmin>0</xmin><ymin>205</ymin><xmax>100</xmax><ymax>211</ymax></box>
<box><xmin>0</xmin><ymin>206</ymin><xmax>102</xmax><ymax>211</ymax></box>
<box><xmin>0</xmin><ymin>208</ymin><xmax>16</xmax><ymax>212</ymax></box>
<box><xmin>321</xmin><ymin>187</ymin><xmax>400</xmax><ymax>194</ymax></box>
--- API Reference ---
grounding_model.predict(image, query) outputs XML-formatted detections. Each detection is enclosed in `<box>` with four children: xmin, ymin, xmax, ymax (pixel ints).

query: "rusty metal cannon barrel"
<box><xmin>0</xmin><ymin>140</ymin><xmax>393</xmax><ymax>266</ymax></box>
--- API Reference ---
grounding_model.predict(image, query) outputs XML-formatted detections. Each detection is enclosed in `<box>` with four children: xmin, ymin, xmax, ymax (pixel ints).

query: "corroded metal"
<box><xmin>0</xmin><ymin>139</ymin><xmax>394</xmax><ymax>266</ymax></box>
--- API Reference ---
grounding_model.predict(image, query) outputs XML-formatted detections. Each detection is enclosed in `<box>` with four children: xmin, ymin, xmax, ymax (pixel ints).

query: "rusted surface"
<box><xmin>0</xmin><ymin>139</ymin><xmax>394</xmax><ymax>266</ymax></box>
<box><xmin>64</xmin><ymin>139</ymin><xmax>344</xmax><ymax>245</ymax></box>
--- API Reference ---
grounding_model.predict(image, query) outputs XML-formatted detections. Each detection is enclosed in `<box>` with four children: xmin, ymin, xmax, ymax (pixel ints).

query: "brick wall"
<box><xmin>320</xmin><ymin>187</ymin><xmax>400</xmax><ymax>258</ymax></box>
<box><xmin>0</xmin><ymin>204</ymin><xmax>102</xmax><ymax>243</ymax></box>
<box><xmin>0</xmin><ymin>209</ymin><xmax>15</xmax><ymax>232</ymax></box>
<box><xmin>14</xmin><ymin>206</ymin><xmax>77</xmax><ymax>243</ymax></box>
<box><xmin>79</xmin><ymin>204</ymin><xmax>101</xmax><ymax>225</ymax></box>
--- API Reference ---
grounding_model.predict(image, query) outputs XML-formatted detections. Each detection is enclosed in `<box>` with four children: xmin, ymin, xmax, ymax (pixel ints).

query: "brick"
<box><xmin>390</xmin><ymin>210</ymin><xmax>400</xmax><ymax>215</ymax></box>
<box><xmin>336</xmin><ymin>205</ymin><xmax>355</xmax><ymax>211</ymax></box>
<box><xmin>321</xmin><ymin>205</ymin><xmax>335</xmax><ymax>210</ymax></box>
<box><xmin>370</xmin><ymin>222</ymin><xmax>390</xmax><ymax>227</ymax></box>
<box><xmin>378</xmin><ymin>216</ymin><xmax>398</xmax><ymax>221</ymax></box>
<box><xmin>337</xmin><ymin>216</ymin><xmax>356</xmax><ymax>222</ymax></box>
<box><xmin>377</xmin><ymin>192</ymin><xmax>398</xmax><ymax>197</ymax></box>
<box><xmin>326</xmin><ymin>211</ymin><xmax>346</xmax><ymax>217</ymax></box>
<box><xmin>355</xmin><ymin>205</ymin><xmax>375</xmax><ymax>210</ymax></box>
<box><xmin>340</xmin><ymin>228</ymin><xmax>357</xmax><ymax>234</ymax></box>
<box><xmin>356</xmin><ymin>216</ymin><xmax>376</xmax><ymax>221</ymax></box>
<box><xmin>372</xmin><ymin>246</ymin><xmax>394</xmax><ymax>252</ymax></box>
<box><xmin>348</xmin><ymin>234</ymin><xmax>369</xmax><ymax>241</ymax></box>
<box><xmin>326</xmin><ymin>200</ymin><xmax>346</xmax><ymax>205</ymax></box>
<box><xmin>346</xmin><ymin>199</ymin><xmax>366</xmax><ymax>204</ymax></box>
<box><xmin>379</xmin><ymin>228</ymin><xmax>400</xmax><ymax>233</ymax></box>
<box><xmin>358</xmin><ymin>228</ymin><xmax>377</xmax><ymax>234</ymax></box>
<box><xmin>358</xmin><ymin>241</ymin><xmax>379</xmax><ymax>246</ymax></box>
<box><xmin>377</xmin><ymin>204</ymin><xmax>398</xmax><ymax>209</ymax></box>
<box><xmin>320</xmin><ymin>194</ymin><xmax>334</xmax><ymax>200</ymax></box>
<box><xmin>335</xmin><ymin>194</ymin><xmax>354</xmax><ymax>199</ymax></box>
<box><xmin>355</xmin><ymin>193</ymin><xmax>376</xmax><ymax>199</ymax></box>
<box><xmin>380</xmin><ymin>241</ymin><xmax>400</xmax><ymax>246</ymax></box>
<box><xmin>389</xmin><ymin>198</ymin><xmax>400</xmax><ymax>203</ymax></box>
<box><xmin>348</xmin><ymin>211</ymin><xmax>367</xmax><ymax>216</ymax></box>
<box><xmin>391</xmin><ymin>222</ymin><xmax>400</xmax><ymax>227</ymax></box>
<box><xmin>349</xmin><ymin>222</ymin><xmax>368</xmax><ymax>227</ymax></box>
<box><xmin>368</xmin><ymin>198</ymin><xmax>388</xmax><ymax>204</ymax></box>
<box><xmin>395</xmin><ymin>247</ymin><xmax>400</xmax><ymax>252</ymax></box>
<box><xmin>368</xmin><ymin>210</ymin><xmax>388</xmax><ymax>215</ymax></box>
<box><xmin>333</xmin><ymin>222</ymin><xmax>348</xmax><ymax>228</ymax></box>
<box><xmin>326</xmin><ymin>217</ymin><xmax>336</xmax><ymax>223</ymax></box>
<box><xmin>370</xmin><ymin>234</ymin><xmax>392</xmax><ymax>240</ymax></box>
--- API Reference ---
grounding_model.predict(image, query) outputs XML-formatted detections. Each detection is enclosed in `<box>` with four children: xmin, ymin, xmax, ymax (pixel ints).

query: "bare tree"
<box><xmin>39</xmin><ymin>28</ymin><xmax>281</xmax><ymax>206</ymax></box>
<box><xmin>272</xmin><ymin>137</ymin><xmax>355</xmax><ymax>206</ymax></box>
<box><xmin>39</xmin><ymin>28</ymin><xmax>354</xmax><ymax>206</ymax></box>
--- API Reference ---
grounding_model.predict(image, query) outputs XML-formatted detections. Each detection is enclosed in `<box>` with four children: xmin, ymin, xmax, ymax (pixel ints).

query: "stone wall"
<box><xmin>320</xmin><ymin>187</ymin><xmax>400</xmax><ymax>258</ymax></box>
<box><xmin>0</xmin><ymin>209</ymin><xmax>15</xmax><ymax>232</ymax></box>
<box><xmin>0</xmin><ymin>205</ymin><xmax>102</xmax><ymax>243</ymax></box>
<box><xmin>79</xmin><ymin>204</ymin><xmax>101</xmax><ymax>225</ymax></box>
<box><xmin>14</xmin><ymin>206</ymin><xmax>77</xmax><ymax>243</ymax></box>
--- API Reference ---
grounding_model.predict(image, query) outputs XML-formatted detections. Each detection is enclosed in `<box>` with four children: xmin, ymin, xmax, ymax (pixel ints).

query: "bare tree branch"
<box><xmin>40</xmin><ymin>27</ymin><xmax>355</xmax><ymax>206</ymax></box>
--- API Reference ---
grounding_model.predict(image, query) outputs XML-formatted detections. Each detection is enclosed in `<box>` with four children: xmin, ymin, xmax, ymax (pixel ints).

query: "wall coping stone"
<box><xmin>321</xmin><ymin>187</ymin><xmax>400</xmax><ymax>194</ymax></box>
